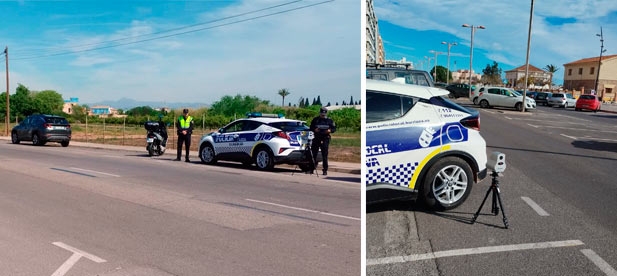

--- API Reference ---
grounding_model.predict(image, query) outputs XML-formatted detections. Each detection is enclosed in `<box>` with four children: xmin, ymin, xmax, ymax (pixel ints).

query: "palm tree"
<box><xmin>544</xmin><ymin>64</ymin><xmax>559</xmax><ymax>89</ymax></box>
<box><xmin>278</xmin><ymin>88</ymin><xmax>290</xmax><ymax>107</ymax></box>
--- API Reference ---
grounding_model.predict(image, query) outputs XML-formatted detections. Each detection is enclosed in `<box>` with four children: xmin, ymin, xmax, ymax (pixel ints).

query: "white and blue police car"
<box><xmin>366</xmin><ymin>79</ymin><xmax>488</xmax><ymax>210</ymax></box>
<box><xmin>198</xmin><ymin>113</ymin><xmax>320</xmax><ymax>171</ymax></box>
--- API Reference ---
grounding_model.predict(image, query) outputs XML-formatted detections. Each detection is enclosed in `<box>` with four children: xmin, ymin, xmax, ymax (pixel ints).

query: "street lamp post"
<box><xmin>442</xmin><ymin>42</ymin><xmax>457</xmax><ymax>85</ymax></box>
<box><xmin>521</xmin><ymin>0</ymin><xmax>535</xmax><ymax>112</ymax></box>
<box><xmin>429</xmin><ymin>50</ymin><xmax>444</xmax><ymax>82</ymax></box>
<box><xmin>424</xmin><ymin>56</ymin><xmax>433</xmax><ymax>72</ymax></box>
<box><xmin>595</xmin><ymin>26</ymin><xmax>606</xmax><ymax>98</ymax></box>
<box><xmin>462</xmin><ymin>24</ymin><xmax>485</xmax><ymax>98</ymax></box>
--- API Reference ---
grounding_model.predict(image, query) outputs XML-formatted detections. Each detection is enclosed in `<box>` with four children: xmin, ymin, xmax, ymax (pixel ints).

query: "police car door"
<box><xmin>366</xmin><ymin>90</ymin><xmax>443</xmax><ymax>190</ymax></box>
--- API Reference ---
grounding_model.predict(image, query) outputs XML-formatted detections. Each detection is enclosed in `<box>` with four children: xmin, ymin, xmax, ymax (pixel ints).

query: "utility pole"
<box><xmin>4</xmin><ymin>46</ymin><xmax>9</xmax><ymax>136</ymax></box>
<box><xmin>595</xmin><ymin>27</ymin><xmax>606</xmax><ymax>98</ymax></box>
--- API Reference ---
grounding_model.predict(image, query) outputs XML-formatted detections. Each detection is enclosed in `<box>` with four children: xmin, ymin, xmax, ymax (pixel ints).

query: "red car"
<box><xmin>575</xmin><ymin>95</ymin><xmax>602</xmax><ymax>112</ymax></box>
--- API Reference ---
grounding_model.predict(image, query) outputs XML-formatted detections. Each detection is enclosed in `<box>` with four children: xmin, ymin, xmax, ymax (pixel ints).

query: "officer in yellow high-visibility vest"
<box><xmin>176</xmin><ymin>108</ymin><xmax>195</xmax><ymax>162</ymax></box>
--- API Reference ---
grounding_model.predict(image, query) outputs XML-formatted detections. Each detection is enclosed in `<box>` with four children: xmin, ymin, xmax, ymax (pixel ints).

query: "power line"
<box><xmin>13</xmin><ymin>0</ymin><xmax>333</xmax><ymax>61</ymax></box>
<box><xmin>12</xmin><ymin>0</ymin><xmax>303</xmax><ymax>55</ymax></box>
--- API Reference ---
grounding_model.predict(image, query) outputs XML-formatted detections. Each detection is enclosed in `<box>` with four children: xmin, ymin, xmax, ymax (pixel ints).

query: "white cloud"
<box><xmin>7</xmin><ymin>0</ymin><xmax>360</xmax><ymax>107</ymax></box>
<box><xmin>375</xmin><ymin>0</ymin><xmax>617</xmax><ymax>84</ymax></box>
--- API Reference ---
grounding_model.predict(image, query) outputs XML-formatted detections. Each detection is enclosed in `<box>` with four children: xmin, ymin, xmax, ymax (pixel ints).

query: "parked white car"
<box><xmin>547</xmin><ymin>92</ymin><xmax>576</xmax><ymax>108</ymax></box>
<box><xmin>477</xmin><ymin>87</ymin><xmax>536</xmax><ymax>111</ymax></box>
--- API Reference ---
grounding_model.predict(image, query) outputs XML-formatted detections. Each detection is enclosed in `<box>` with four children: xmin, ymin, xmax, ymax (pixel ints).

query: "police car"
<box><xmin>366</xmin><ymin>79</ymin><xmax>488</xmax><ymax>210</ymax></box>
<box><xmin>198</xmin><ymin>113</ymin><xmax>320</xmax><ymax>170</ymax></box>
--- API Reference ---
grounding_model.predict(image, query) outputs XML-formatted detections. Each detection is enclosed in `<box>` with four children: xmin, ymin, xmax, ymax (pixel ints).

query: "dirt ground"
<box><xmin>72</xmin><ymin>133</ymin><xmax>360</xmax><ymax>163</ymax></box>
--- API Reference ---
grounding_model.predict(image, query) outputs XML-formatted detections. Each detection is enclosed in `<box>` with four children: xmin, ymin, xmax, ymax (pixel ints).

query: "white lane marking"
<box><xmin>366</xmin><ymin>240</ymin><xmax>584</xmax><ymax>266</ymax></box>
<box><xmin>534</xmin><ymin>125</ymin><xmax>617</xmax><ymax>134</ymax></box>
<box><xmin>245</xmin><ymin>199</ymin><xmax>360</xmax><ymax>221</ymax></box>
<box><xmin>51</xmin><ymin>242</ymin><xmax>106</xmax><ymax>276</ymax></box>
<box><xmin>69</xmin><ymin>167</ymin><xmax>121</xmax><ymax>177</ymax></box>
<box><xmin>521</xmin><ymin>196</ymin><xmax>550</xmax><ymax>216</ymax></box>
<box><xmin>581</xmin><ymin>249</ymin><xmax>617</xmax><ymax>276</ymax></box>
<box><xmin>560</xmin><ymin>134</ymin><xmax>617</xmax><ymax>142</ymax></box>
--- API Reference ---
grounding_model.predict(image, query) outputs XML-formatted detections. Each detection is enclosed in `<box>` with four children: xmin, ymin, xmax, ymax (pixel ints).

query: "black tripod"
<box><xmin>471</xmin><ymin>171</ymin><xmax>509</xmax><ymax>229</ymax></box>
<box><xmin>292</xmin><ymin>136</ymin><xmax>319</xmax><ymax>177</ymax></box>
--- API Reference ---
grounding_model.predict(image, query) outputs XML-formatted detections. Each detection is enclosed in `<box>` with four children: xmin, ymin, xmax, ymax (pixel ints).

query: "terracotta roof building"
<box><xmin>563</xmin><ymin>54</ymin><xmax>617</xmax><ymax>102</ymax></box>
<box><xmin>505</xmin><ymin>64</ymin><xmax>552</xmax><ymax>89</ymax></box>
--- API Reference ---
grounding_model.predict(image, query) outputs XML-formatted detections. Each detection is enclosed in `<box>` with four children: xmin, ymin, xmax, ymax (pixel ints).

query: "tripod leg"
<box><xmin>492</xmin><ymin>186</ymin><xmax>500</xmax><ymax>216</ymax></box>
<box><xmin>472</xmin><ymin>185</ymin><xmax>492</xmax><ymax>223</ymax></box>
<box><xmin>495</xmin><ymin>188</ymin><xmax>509</xmax><ymax>229</ymax></box>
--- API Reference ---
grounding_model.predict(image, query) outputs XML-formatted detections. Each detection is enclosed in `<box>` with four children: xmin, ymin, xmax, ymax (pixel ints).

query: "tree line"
<box><xmin>1</xmin><ymin>85</ymin><xmax>360</xmax><ymax>132</ymax></box>
<box><xmin>430</xmin><ymin>61</ymin><xmax>560</xmax><ymax>87</ymax></box>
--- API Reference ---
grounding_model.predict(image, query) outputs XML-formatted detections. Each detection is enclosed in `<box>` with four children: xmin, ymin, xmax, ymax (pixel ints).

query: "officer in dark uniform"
<box><xmin>310</xmin><ymin>107</ymin><xmax>336</xmax><ymax>175</ymax></box>
<box><xmin>176</xmin><ymin>108</ymin><xmax>194</xmax><ymax>162</ymax></box>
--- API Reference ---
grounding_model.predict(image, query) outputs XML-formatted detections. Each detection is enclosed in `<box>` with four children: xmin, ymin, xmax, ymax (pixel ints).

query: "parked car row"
<box><xmin>461</xmin><ymin>87</ymin><xmax>602</xmax><ymax>113</ymax></box>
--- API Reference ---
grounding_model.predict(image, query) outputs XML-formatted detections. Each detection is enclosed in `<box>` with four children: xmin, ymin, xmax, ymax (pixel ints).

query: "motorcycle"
<box><xmin>144</xmin><ymin>118</ymin><xmax>168</xmax><ymax>156</ymax></box>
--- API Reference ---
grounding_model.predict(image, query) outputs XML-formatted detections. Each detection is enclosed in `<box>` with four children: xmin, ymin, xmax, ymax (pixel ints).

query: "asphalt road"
<box><xmin>0</xmin><ymin>142</ymin><xmax>360</xmax><ymax>276</ymax></box>
<box><xmin>367</xmin><ymin>104</ymin><xmax>617</xmax><ymax>276</ymax></box>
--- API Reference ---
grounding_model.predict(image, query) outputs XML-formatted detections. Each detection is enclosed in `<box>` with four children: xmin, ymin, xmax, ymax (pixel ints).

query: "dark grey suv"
<box><xmin>11</xmin><ymin>114</ymin><xmax>72</xmax><ymax>147</ymax></box>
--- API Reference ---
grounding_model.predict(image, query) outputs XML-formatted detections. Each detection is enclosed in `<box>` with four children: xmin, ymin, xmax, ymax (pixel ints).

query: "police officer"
<box><xmin>310</xmin><ymin>107</ymin><xmax>336</xmax><ymax>175</ymax></box>
<box><xmin>176</xmin><ymin>108</ymin><xmax>194</xmax><ymax>162</ymax></box>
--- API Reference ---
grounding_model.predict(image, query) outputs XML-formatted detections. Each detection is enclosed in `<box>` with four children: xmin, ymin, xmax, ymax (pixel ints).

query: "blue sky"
<box><xmin>0</xmin><ymin>0</ymin><xmax>360</xmax><ymax>107</ymax></box>
<box><xmin>373</xmin><ymin>0</ymin><xmax>617</xmax><ymax>86</ymax></box>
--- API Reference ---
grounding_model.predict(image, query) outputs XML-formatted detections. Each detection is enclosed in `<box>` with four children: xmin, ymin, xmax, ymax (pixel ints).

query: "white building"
<box><xmin>366</xmin><ymin>0</ymin><xmax>384</xmax><ymax>64</ymax></box>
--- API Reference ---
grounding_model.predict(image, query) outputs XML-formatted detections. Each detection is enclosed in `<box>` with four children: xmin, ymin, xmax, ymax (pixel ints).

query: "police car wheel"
<box><xmin>199</xmin><ymin>144</ymin><xmax>217</xmax><ymax>165</ymax></box>
<box><xmin>422</xmin><ymin>157</ymin><xmax>473</xmax><ymax>210</ymax></box>
<box><xmin>255</xmin><ymin>147</ymin><xmax>275</xmax><ymax>170</ymax></box>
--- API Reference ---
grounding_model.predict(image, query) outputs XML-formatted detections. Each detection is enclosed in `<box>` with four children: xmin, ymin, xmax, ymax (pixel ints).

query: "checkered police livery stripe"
<box><xmin>366</xmin><ymin>162</ymin><xmax>419</xmax><ymax>187</ymax></box>
<box><xmin>217</xmin><ymin>145</ymin><xmax>253</xmax><ymax>154</ymax></box>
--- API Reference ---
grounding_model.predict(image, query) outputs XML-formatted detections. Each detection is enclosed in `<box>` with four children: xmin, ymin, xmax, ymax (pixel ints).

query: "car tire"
<box><xmin>11</xmin><ymin>132</ymin><xmax>20</xmax><ymax>144</ymax></box>
<box><xmin>32</xmin><ymin>133</ymin><xmax>42</xmax><ymax>146</ymax></box>
<box><xmin>254</xmin><ymin>147</ymin><xmax>275</xmax><ymax>170</ymax></box>
<box><xmin>564</xmin><ymin>102</ymin><xmax>568</xmax><ymax>108</ymax></box>
<box><xmin>61</xmin><ymin>141</ymin><xmax>70</xmax><ymax>147</ymax></box>
<box><xmin>421</xmin><ymin>156</ymin><xmax>473</xmax><ymax>210</ymax></box>
<box><xmin>479</xmin><ymin>99</ymin><xmax>489</xmax><ymax>108</ymax></box>
<box><xmin>199</xmin><ymin>143</ymin><xmax>217</xmax><ymax>165</ymax></box>
<box><xmin>515</xmin><ymin>102</ymin><xmax>523</xmax><ymax>112</ymax></box>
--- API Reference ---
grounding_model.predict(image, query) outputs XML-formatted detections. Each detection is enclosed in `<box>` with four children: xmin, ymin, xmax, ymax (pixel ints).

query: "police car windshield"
<box><xmin>268</xmin><ymin>121</ymin><xmax>309</xmax><ymax>131</ymax></box>
<box><xmin>429</xmin><ymin>96</ymin><xmax>479</xmax><ymax>117</ymax></box>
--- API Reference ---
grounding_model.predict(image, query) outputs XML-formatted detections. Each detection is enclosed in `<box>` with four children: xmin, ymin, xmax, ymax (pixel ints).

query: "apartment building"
<box><xmin>366</xmin><ymin>0</ymin><xmax>384</xmax><ymax>64</ymax></box>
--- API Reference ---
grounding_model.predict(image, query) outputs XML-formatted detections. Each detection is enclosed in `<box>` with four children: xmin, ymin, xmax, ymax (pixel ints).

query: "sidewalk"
<box><xmin>600</xmin><ymin>102</ymin><xmax>617</xmax><ymax>114</ymax></box>
<box><xmin>0</xmin><ymin>136</ymin><xmax>361</xmax><ymax>175</ymax></box>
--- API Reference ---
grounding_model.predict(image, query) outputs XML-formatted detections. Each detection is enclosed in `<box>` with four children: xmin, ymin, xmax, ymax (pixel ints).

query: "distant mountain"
<box><xmin>85</xmin><ymin>98</ymin><xmax>209</xmax><ymax>110</ymax></box>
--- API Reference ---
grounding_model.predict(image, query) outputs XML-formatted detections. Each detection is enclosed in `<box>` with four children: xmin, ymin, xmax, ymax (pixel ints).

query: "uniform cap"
<box><xmin>320</xmin><ymin>107</ymin><xmax>328</xmax><ymax>114</ymax></box>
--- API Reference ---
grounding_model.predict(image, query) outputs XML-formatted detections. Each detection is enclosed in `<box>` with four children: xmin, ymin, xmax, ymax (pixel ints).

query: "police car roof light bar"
<box><xmin>246</xmin><ymin>112</ymin><xmax>285</xmax><ymax>118</ymax></box>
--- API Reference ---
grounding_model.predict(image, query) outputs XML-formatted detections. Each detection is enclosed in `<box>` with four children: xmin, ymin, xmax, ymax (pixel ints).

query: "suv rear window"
<box><xmin>44</xmin><ymin>117</ymin><xmax>69</xmax><ymax>124</ymax></box>
<box><xmin>268</xmin><ymin>121</ymin><xmax>309</xmax><ymax>131</ymax></box>
<box><xmin>579</xmin><ymin>95</ymin><xmax>595</xmax><ymax>100</ymax></box>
